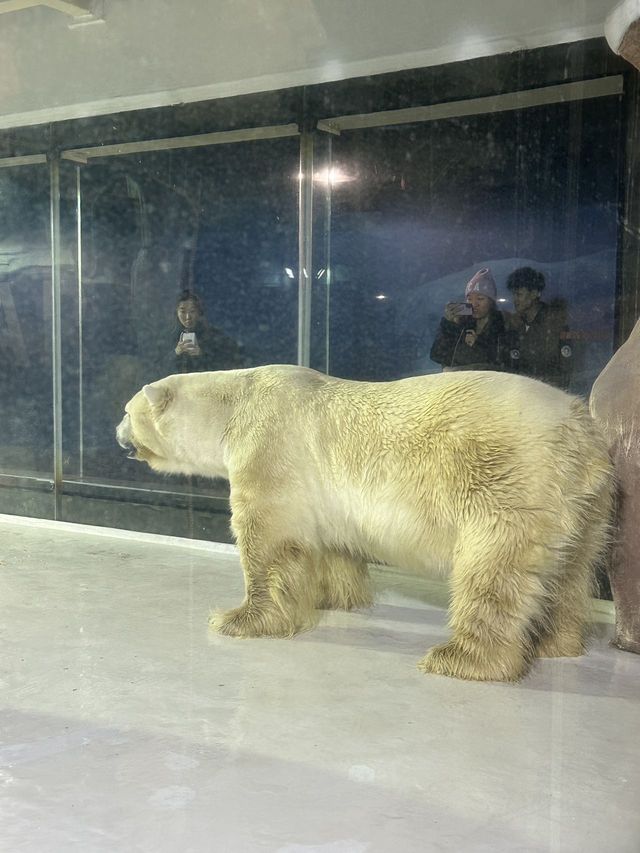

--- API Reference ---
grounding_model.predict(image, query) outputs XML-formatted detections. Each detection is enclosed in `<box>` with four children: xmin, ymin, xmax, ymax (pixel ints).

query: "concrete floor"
<box><xmin>1</xmin><ymin>515</ymin><xmax>639</xmax><ymax>853</ymax></box>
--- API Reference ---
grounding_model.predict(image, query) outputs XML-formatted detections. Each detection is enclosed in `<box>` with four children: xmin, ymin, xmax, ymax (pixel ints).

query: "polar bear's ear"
<box><xmin>142</xmin><ymin>382</ymin><xmax>172</xmax><ymax>412</ymax></box>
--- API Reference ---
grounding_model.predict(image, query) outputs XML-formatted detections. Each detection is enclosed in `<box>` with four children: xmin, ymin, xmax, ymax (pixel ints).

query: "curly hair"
<box><xmin>506</xmin><ymin>267</ymin><xmax>546</xmax><ymax>293</ymax></box>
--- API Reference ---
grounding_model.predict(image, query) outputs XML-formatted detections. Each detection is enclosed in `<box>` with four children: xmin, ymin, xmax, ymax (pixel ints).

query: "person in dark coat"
<box><xmin>502</xmin><ymin>267</ymin><xmax>573</xmax><ymax>389</ymax></box>
<box><xmin>172</xmin><ymin>290</ymin><xmax>246</xmax><ymax>373</ymax></box>
<box><xmin>430</xmin><ymin>268</ymin><xmax>506</xmax><ymax>371</ymax></box>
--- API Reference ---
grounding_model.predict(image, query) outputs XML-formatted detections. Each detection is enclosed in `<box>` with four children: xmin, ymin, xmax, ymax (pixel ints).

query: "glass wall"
<box><xmin>316</xmin><ymin>94</ymin><xmax>623</xmax><ymax>394</ymax></box>
<box><xmin>0</xmin><ymin>164</ymin><xmax>54</xmax><ymax>498</ymax></box>
<box><xmin>0</xmin><ymin>40</ymin><xmax>636</xmax><ymax>542</ymax></box>
<box><xmin>59</xmin><ymin>137</ymin><xmax>299</xmax><ymax>493</ymax></box>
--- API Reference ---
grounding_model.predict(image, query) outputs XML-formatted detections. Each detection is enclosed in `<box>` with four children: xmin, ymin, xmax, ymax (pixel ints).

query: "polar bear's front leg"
<box><xmin>210</xmin><ymin>538</ymin><xmax>321</xmax><ymax>639</ymax></box>
<box><xmin>211</xmin><ymin>600</ymin><xmax>297</xmax><ymax>638</ymax></box>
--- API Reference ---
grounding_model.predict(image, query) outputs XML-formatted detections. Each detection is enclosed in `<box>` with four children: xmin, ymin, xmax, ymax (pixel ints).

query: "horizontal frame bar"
<box><xmin>0</xmin><ymin>122</ymin><xmax>300</xmax><ymax>168</ymax></box>
<box><xmin>0</xmin><ymin>472</ymin><xmax>54</xmax><ymax>490</ymax></box>
<box><xmin>61</xmin><ymin>122</ymin><xmax>300</xmax><ymax>161</ymax></box>
<box><xmin>317</xmin><ymin>76</ymin><xmax>624</xmax><ymax>134</ymax></box>
<box><xmin>0</xmin><ymin>154</ymin><xmax>47</xmax><ymax>168</ymax></box>
<box><xmin>61</xmin><ymin>475</ymin><xmax>228</xmax><ymax>502</ymax></box>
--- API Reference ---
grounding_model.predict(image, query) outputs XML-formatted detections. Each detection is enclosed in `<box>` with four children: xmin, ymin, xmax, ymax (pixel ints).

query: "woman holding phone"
<box><xmin>172</xmin><ymin>290</ymin><xmax>246</xmax><ymax>373</ymax></box>
<box><xmin>429</xmin><ymin>268</ymin><xmax>507</xmax><ymax>372</ymax></box>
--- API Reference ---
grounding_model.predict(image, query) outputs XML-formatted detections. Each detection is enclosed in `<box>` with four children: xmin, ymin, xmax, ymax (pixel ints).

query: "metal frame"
<box><xmin>317</xmin><ymin>76</ymin><xmax>624</xmax><ymax>134</ymax></box>
<box><xmin>0</xmin><ymin>154</ymin><xmax>47</xmax><ymax>169</ymax></box>
<box><xmin>323</xmin><ymin>136</ymin><xmax>333</xmax><ymax>376</ymax></box>
<box><xmin>61</xmin><ymin>124</ymin><xmax>300</xmax><ymax>162</ymax></box>
<box><xmin>48</xmin><ymin>154</ymin><xmax>63</xmax><ymax>519</ymax></box>
<box><xmin>297</xmin><ymin>132</ymin><xmax>314</xmax><ymax>366</ymax></box>
<box><xmin>75</xmin><ymin>164</ymin><xmax>84</xmax><ymax>479</ymax></box>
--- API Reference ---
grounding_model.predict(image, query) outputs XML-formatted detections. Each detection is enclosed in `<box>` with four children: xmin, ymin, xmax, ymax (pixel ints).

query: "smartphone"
<box><xmin>450</xmin><ymin>302</ymin><xmax>473</xmax><ymax>316</ymax></box>
<box><xmin>180</xmin><ymin>331</ymin><xmax>197</xmax><ymax>345</ymax></box>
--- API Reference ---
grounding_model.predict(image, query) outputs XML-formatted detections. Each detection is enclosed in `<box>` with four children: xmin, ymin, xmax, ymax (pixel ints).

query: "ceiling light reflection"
<box><xmin>296</xmin><ymin>168</ymin><xmax>355</xmax><ymax>185</ymax></box>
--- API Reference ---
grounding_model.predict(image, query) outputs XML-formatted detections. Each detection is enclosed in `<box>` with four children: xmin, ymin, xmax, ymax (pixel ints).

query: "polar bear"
<box><xmin>116</xmin><ymin>365</ymin><xmax>613</xmax><ymax>681</ymax></box>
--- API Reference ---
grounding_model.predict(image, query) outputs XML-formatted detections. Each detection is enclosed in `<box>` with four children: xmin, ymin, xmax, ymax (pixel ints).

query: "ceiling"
<box><xmin>0</xmin><ymin>0</ymin><xmax>619</xmax><ymax>128</ymax></box>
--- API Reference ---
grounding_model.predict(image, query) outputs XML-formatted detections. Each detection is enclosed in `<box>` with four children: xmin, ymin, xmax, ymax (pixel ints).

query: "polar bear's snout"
<box><xmin>116</xmin><ymin>413</ymin><xmax>136</xmax><ymax>457</ymax></box>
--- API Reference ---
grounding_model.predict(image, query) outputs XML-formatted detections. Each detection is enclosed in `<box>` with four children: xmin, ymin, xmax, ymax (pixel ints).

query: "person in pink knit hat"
<box><xmin>430</xmin><ymin>268</ymin><xmax>507</xmax><ymax>371</ymax></box>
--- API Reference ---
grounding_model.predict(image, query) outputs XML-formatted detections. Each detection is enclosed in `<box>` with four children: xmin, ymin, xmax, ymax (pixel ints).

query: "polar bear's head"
<box><xmin>116</xmin><ymin>374</ymin><xmax>234</xmax><ymax>479</ymax></box>
<box><xmin>116</xmin><ymin>380</ymin><xmax>176</xmax><ymax>472</ymax></box>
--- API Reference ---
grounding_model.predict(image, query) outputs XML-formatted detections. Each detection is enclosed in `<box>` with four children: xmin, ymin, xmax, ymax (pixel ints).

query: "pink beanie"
<box><xmin>465</xmin><ymin>268</ymin><xmax>496</xmax><ymax>301</ymax></box>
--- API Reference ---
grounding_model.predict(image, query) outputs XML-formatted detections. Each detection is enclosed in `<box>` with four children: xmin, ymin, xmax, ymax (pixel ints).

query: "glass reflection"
<box><xmin>0</xmin><ymin>165</ymin><xmax>53</xmax><ymax>478</ymax></box>
<box><xmin>61</xmin><ymin>138</ymin><xmax>299</xmax><ymax>488</ymax></box>
<box><xmin>319</xmin><ymin>97</ymin><xmax>621</xmax><ymax>392</ymax></box>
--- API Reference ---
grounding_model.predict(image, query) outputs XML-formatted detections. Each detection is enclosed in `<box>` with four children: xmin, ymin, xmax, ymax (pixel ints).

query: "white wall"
<box><xmin>0</xmin><ymin>0</ymin><xmax>617</xmax><ymax>128</ymax></box>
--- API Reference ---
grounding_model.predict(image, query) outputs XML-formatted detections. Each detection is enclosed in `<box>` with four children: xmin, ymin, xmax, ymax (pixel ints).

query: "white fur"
<box><xmin>117</xmin><ymin>365</ymin><xmax>614</xmax><ymax>681</ymax></box>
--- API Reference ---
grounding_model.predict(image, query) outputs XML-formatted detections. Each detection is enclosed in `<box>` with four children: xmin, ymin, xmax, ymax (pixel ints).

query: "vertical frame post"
<box><xmin>298</xmin><ymin>132</ymin><xmax>314</xmax><ymax>366</ymax></box>
<box><xmin>49</xmin><ymin>152</ymin><xmax>63</xmax><ymax>518</ymax></box>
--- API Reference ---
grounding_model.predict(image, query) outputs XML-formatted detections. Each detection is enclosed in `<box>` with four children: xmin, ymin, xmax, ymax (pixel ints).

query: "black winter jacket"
<box><xmin>430</xmin><ymin>310</ymin><xmax>506</xmax><ymax>371</ymax></box>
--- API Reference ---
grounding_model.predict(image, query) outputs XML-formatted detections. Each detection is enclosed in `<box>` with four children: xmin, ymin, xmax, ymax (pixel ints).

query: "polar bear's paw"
<box><xmin>209</xmin><ymin>603</ymin><xmax>298</xmax><ymax>639</ymax></box>
<box><xmin>418</xmin><ymin>640</ymin><xmax>526</xmax><ymax>682</ymax></box>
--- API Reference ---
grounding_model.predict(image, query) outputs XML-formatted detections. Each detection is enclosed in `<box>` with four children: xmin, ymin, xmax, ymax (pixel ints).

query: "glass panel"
<box><xmin>320</xmin><ymin>96</ymin><xmax>622</xmax><ymax>394</ymax></box>
<box><xmin>60</xmin><ymin>138</ymin><xmax>299</xmax><ymax>492</ymax></box>
<box><xmin>0</xmin><ymin>164</ymin><xmax>53</xmax><ymax>478</ymax></box>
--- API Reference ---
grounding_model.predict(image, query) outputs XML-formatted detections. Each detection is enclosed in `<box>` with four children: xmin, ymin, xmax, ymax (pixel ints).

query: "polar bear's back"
<box><xmin>311</xmin><ymin>368</ymin><xmax>581</xmax><ymax>451</ymax></box>
<box><xmin>242</xmin><ymin>365</ymin><xmax>596</xmax><ymax>463</ymax></box>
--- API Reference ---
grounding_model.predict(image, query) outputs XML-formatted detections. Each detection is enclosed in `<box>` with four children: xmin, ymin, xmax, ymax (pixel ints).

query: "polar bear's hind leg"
<box><xmin>419</xmin><ymin>517</ymin><xmax>565</xmax><ymax>681</ymax></box>
<box><xmin>317</xmin><ymin>552</ymin><xmax>373</xmax><ymax>611</ymax></box>
<box><xmin>535</xmin><ymin>482</ymin><xmax>612</xmax><ymax>658</ymax></box>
